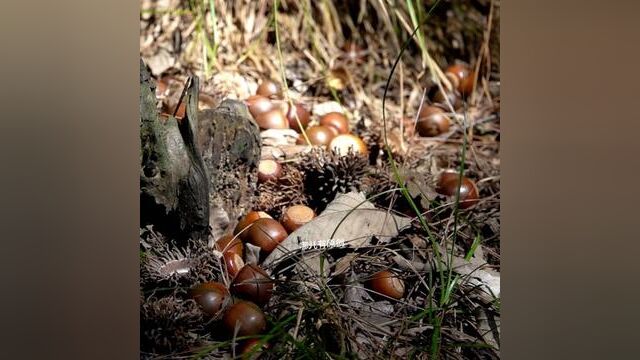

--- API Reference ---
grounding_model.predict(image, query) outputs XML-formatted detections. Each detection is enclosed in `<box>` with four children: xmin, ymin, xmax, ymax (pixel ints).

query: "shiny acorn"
<box><xmin>436</xmin><ymin>170</ymin><xmax>480</xmax><ymax>209</ymax></box>
<box><xmin>231</xmin><ymin>264</ymin><xmax>274</xmax><ymax>305</ymax></box>
<box><xmin>366</xmin><ymin>270</ymin><xmax>405</xmax><ymax>299</ymax></box>
<box><xmin>222</xmin><ymin>300</ymin><xmax>267</xmax><ymax>337</ymax></box>
<box><xmin>234</xmin><ymin>211</ymin><xmax>273</xmax><ymax>241</ymax></box>
<box><xmin>190</xmin><ymin>282</ymin><xmax>231</xmax><ymax>316</ymax></box>
<box><xmin>245</xmin><ymin>218</ymin><xmax>288</xmax><ymax>253</ymax></box>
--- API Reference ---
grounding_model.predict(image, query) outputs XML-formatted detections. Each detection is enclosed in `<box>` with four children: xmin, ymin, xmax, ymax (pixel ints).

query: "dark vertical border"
<box><xmin>0</xmin><ymin>1</ymin><xmax>139</xmax><ymax>359</ymax></box>
<box><xmin>503</xmin><ymin>1</ymin><xmax>640</xmax><ymax>359</ymax></box>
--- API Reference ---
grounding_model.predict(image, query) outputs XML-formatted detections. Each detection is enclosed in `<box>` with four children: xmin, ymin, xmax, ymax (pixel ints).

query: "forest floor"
<box><xmin>140</xmin><ymin>1</ymin><xmax>500</xmax><ymax>359</ymax></box>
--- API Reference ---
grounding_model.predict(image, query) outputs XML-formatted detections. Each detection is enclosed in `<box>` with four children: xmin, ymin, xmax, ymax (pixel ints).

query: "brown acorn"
<box><xmin>215</xmin><ymin>234</ymin><xmax>244</xmax><ymax>258</ymax></box>
<box><xmin>436</xmin><ymin>170</ymin><xmax>480</xmax><ymax>209</ymax></box>
<box><xmin>319</xmin><ymin>112</ymin><xmax>349</xmax><ymax>134</ymax></box>
<box><xmin>429</xmin><ymin>86</ymin><xmax>462</xmax><ymax>109</ymax></box>
<box><xmin>445</xmin><ymin>63</ymin><xmax>475</xmax><ymax>96</ymax></box>
<box><xmin>245</xmin><ymin>218</ymin><xmax>288</xmax><ymax>253</ymax></box>
<box><xmin>254</xmin><ymin>109</ymin><xmax>289</xmax><ymax>130</ymax></box>
<box><xmin>238</xmin><ymin>338</ymin><xmax>270</xmax><ymax>359</ymax></box>
<box><xmin>155</xmin><ymin>77</ymin><xmax>169</xmax><ymax>98</ymax></box>
<box><xmin>285</xmin><ymin>102</ymin><xmax>311</xmax><ymax>132</ymax></box>
<box><xmin>304</xmin><ymin>125</ymin><xmax>336</xmax><ymax>147</ymax></box>
<box><xmin>231</xmin><ymin>264</ymin><xmax>274</xmax><ymax>305</ymax></box>
<box><xmin>416</xmin><ymin>106</ymin><xmax>451</xmax><ymax>137</ymax></box>
<box><xmin>234</xmin><ymin>211</ymin><xmax>273</xmax><ymax>240</ymax></box>
<box><xmin>222</xmin><ymin>301</ymin><xmax>267</xmax><ymax>337</ymax></box>
<box><xmin>246</xmin><ymin>95</ymin><xmax>274</xmax><ymax>119</ymax></box>
<box><xmin>161</xmin><ymin>101</ymin><xmax>187</xmax><ymax>119</ymax></box>
<box><xmin>190</xmin><ymin>282</ymin><xmax>230</xmax><ymax>316</ymax></box>
<box><xmin>223</xmin><ymin>252</ymin><xmax>245</xmax><ymax>278</ymax></box>
<box><xmin>256</xmin><ymin>79</ymin><xmax>282</xmax><ymax>98</ymax></box>
<box><xmin>366</xmin><ymin>270</ymin><xmax>404</xmax><ymax>299</ymax></box>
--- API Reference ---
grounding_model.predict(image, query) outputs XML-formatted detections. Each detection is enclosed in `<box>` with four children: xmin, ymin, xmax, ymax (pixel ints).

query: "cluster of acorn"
<box><xmin>193</xmin><ymin>205</ymin><xmax>413</xmax><ymax>355</ymax></box>
<box><xmin>245</xmin><ymin>79</ymin><xmax>369</xmax><ymax>157</ymax></box>
<box><xmin>413</xmin><ymin>63</ymin><xmax>476</xmax><ymax>138</ymax></box>
<box><xmin>186</xmin><ymin>205</ymin><xmax>317</xmax><ymax>356</ymax></box>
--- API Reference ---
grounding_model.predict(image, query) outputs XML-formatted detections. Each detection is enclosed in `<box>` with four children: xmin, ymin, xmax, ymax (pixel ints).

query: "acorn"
<box><xmin>155</xmin><ymin>77</ymin><xmax>169</xmax><ymax>98</ymax></box>
<box><xmin>366</xmin><ymin>270</ymin><xmax>404</xmax><ymax>299</ymax></box>
<box><xmin>304</xmin><ymin>125</ymin><xmax>336</xmax><ymax>147</ymax></box>
<box><xmin>445</xmin><ymin>63</ymin><xmax>475</xmax><ymax>96</ymax></box>
<box><xmin>245</xmin><ymin>218</ymin><xmax>288</xmax><ymax>253</ymax></box>
<box><xmin>190</xmin><ymin>281</ymin><xmax>231</xmax><ymax>316</ymax></box>
<box><xmin>429</xmin><ymin>86</ymin><xmax>462</xmax><ymax>109</ymax></box>
<box><xmin>215</xmin><ymin>235</ymin><xmax>245</xmax><ymax>277</ymax></box>
<box><xmin>319</xmin><ymin>112</ymin><xmax>349</xmax><ymax>134</ymax></box>
<box><xmin>436</xmin><ymin>171</ymin><xmax>480</xmax><ymax>209</ymax></box>
<box><xmin>234</xmin><ymin>211</ymin><xmax>273</xmax><ymax>240</ymax></box>
<box><xmin>445</xmin><ymin>71</ymin><xmax>460</xmax><ymax>92</ymax></box>
<box><xmin>257</xmin><ymin>160</ymin><xmax>283</xmax><ymax>183</ymax></box>
<box><xmin>326</xmin><ymin>67</ymin><xmax>348</xmax><ymax>91</ymax></box>
<box><xmin>231</xmin><ymin>264</ymin><xmax>274</xmax><ymax>305</ymax></box>
<box><xmin>285</xmin><ymin>102</ymin><xmax>311</xmax><ymax>132</ymax></box>
<box><xmin>223</xmin><ymin>252</ymin><xmax>245</xmax><ymax>278</ymax></box>
<box><xmin>161</xmin><ymin>101</ymin><xmax>187</xmax><ymax>119</ymax></box>
<box><xmin>246</xmin><ymin>95</ymin><xmax>274</xmax><ymax>119</ymax></box>
<box><xmin>281</xmin><ymin>205</ymin><xmax>316</xmax><ymax>233</ymax></box>
<box><xmin>254</xmin><ymin>109</ymin><xmax>289</xmax><ymax>130</ymax></box>
<box><xmin>238</xmin><ymin>338</ymin><xmax>270</xmax><ymax>359</ymax></box>
<box><xmin>222</xmin><ymin>301</ymin><xmax>267</xmax><ymax>337</ymax></box>
<box><xmin>256</xmin><ymin>79</ymin><xmax>282</xmax><ymax>98</ymax></box>
<box><xmin>416</xmin><ymin>106</ymin><xmax>451</xmax><ymax>137</ymax></box>
<box><xmin>329</xmin><ymin>134</ymin><xmax>368</xmax><ymax>157</ymax></box>
<box><xmin>326</xmin><ymin>125</ymin><xmax>340</xmax><ymax>136</ymax></box>
<box><xmin>215</xmin><ymin>234</ymin><xmax>244</xmax><ymax>258</ymax></box>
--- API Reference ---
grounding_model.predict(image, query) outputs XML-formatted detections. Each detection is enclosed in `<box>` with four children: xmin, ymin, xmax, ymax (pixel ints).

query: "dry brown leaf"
<box><xmin>264</xmin><ymin>192</ymin><xmax>412</xmax><ymax>270</ymax></box>
<box><xmin>143</xmin><ymin>48</ymin><xmax>175</xmax><ymax>76</ymax></box>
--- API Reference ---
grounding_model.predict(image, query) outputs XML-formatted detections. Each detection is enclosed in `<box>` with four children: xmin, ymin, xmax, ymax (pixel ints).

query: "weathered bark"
<box><xmin>140</xmin><ymin>59</ymin><xmax>261</xmax><ymax>243</ymax></box>
<box><xmin>140</xmin><ymin>59</ymin><xmax>209</xmax><ymax>242</ymax></box>
<box><xmin>198</xmin><ymin>101</ymin><xmax>261</xmax><ymax>242</ymax></box>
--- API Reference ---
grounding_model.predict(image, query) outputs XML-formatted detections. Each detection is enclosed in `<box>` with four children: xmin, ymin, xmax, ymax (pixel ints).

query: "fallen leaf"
<box><xmin>143</xmin><ymin>48</ymin><xmax>175</xmax><ymax>76</ymax></box>
<box><xmin>264</xmin><ymin>192</ymin><xmax>411</xmax><ymax>270</ymax></box>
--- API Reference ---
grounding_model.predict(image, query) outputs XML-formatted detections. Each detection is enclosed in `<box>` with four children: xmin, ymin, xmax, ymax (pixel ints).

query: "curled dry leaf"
<box><xmin>143</xmin><ymin>48</ymin><xmax>175</xmax><ymax>76</ymax></box>
<box><xmin>263</xmin><ymin>192</ymin><xmax>411</xmax><ymax>271</ymax></box>
<box><xmin>261</xmin><ymin>145</ymin><xmax>312</xmax><ymax>161</ymax></box>
<box><xmin>343</xmin><ymin>271</ymin><xmax>370</xmax><ymax>310</ymax></box>
<box><xmin>260</xmin><ymin>129</ymin><xmax>301</xmax><ymax>147</ymax></box>
<box><xmin>244</xmin><ymin>242</ymin><xmax>262</xmax><ymax>266</ymax></box>
<box><xmin>312</xmin><ymin>101</ymin><xmax>344</xmax><ymax>117</ymax></box>
<box><xmin>450</xmin><ymin>255</ymin><xmax>500</xmax><ymax>302</ymax></box>
<box><xmin>391</xmin><ymin>254</ymin><xmax>427</xmax><ymax>272</ymax></box>
<box><xmin>208</xmin><ymin>71</ymin><xmax>253</xmax><ymax>100</ymax></box>
<box><xmin>434</xmin><ymin>244</ymin><xmax>500</xmax><ymax>303</ymax></box>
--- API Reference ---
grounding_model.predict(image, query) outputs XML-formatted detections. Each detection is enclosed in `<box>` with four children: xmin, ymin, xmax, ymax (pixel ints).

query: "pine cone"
<box><xmin>300</xmin><ymin>148</ymin><xmax>368</xmax><ymax>211</ymax></box>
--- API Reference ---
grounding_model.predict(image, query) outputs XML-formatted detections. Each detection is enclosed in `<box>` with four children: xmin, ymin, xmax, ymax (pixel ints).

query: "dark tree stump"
<box><xmin>198</xmin><ymin>101</ymin><xmax>261</xmax><ymax>242</ymax></box>
<box><xmin>140</xmin><ymin>59</ymin><xmax>261</xmax><ymax>243</ymax></box>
